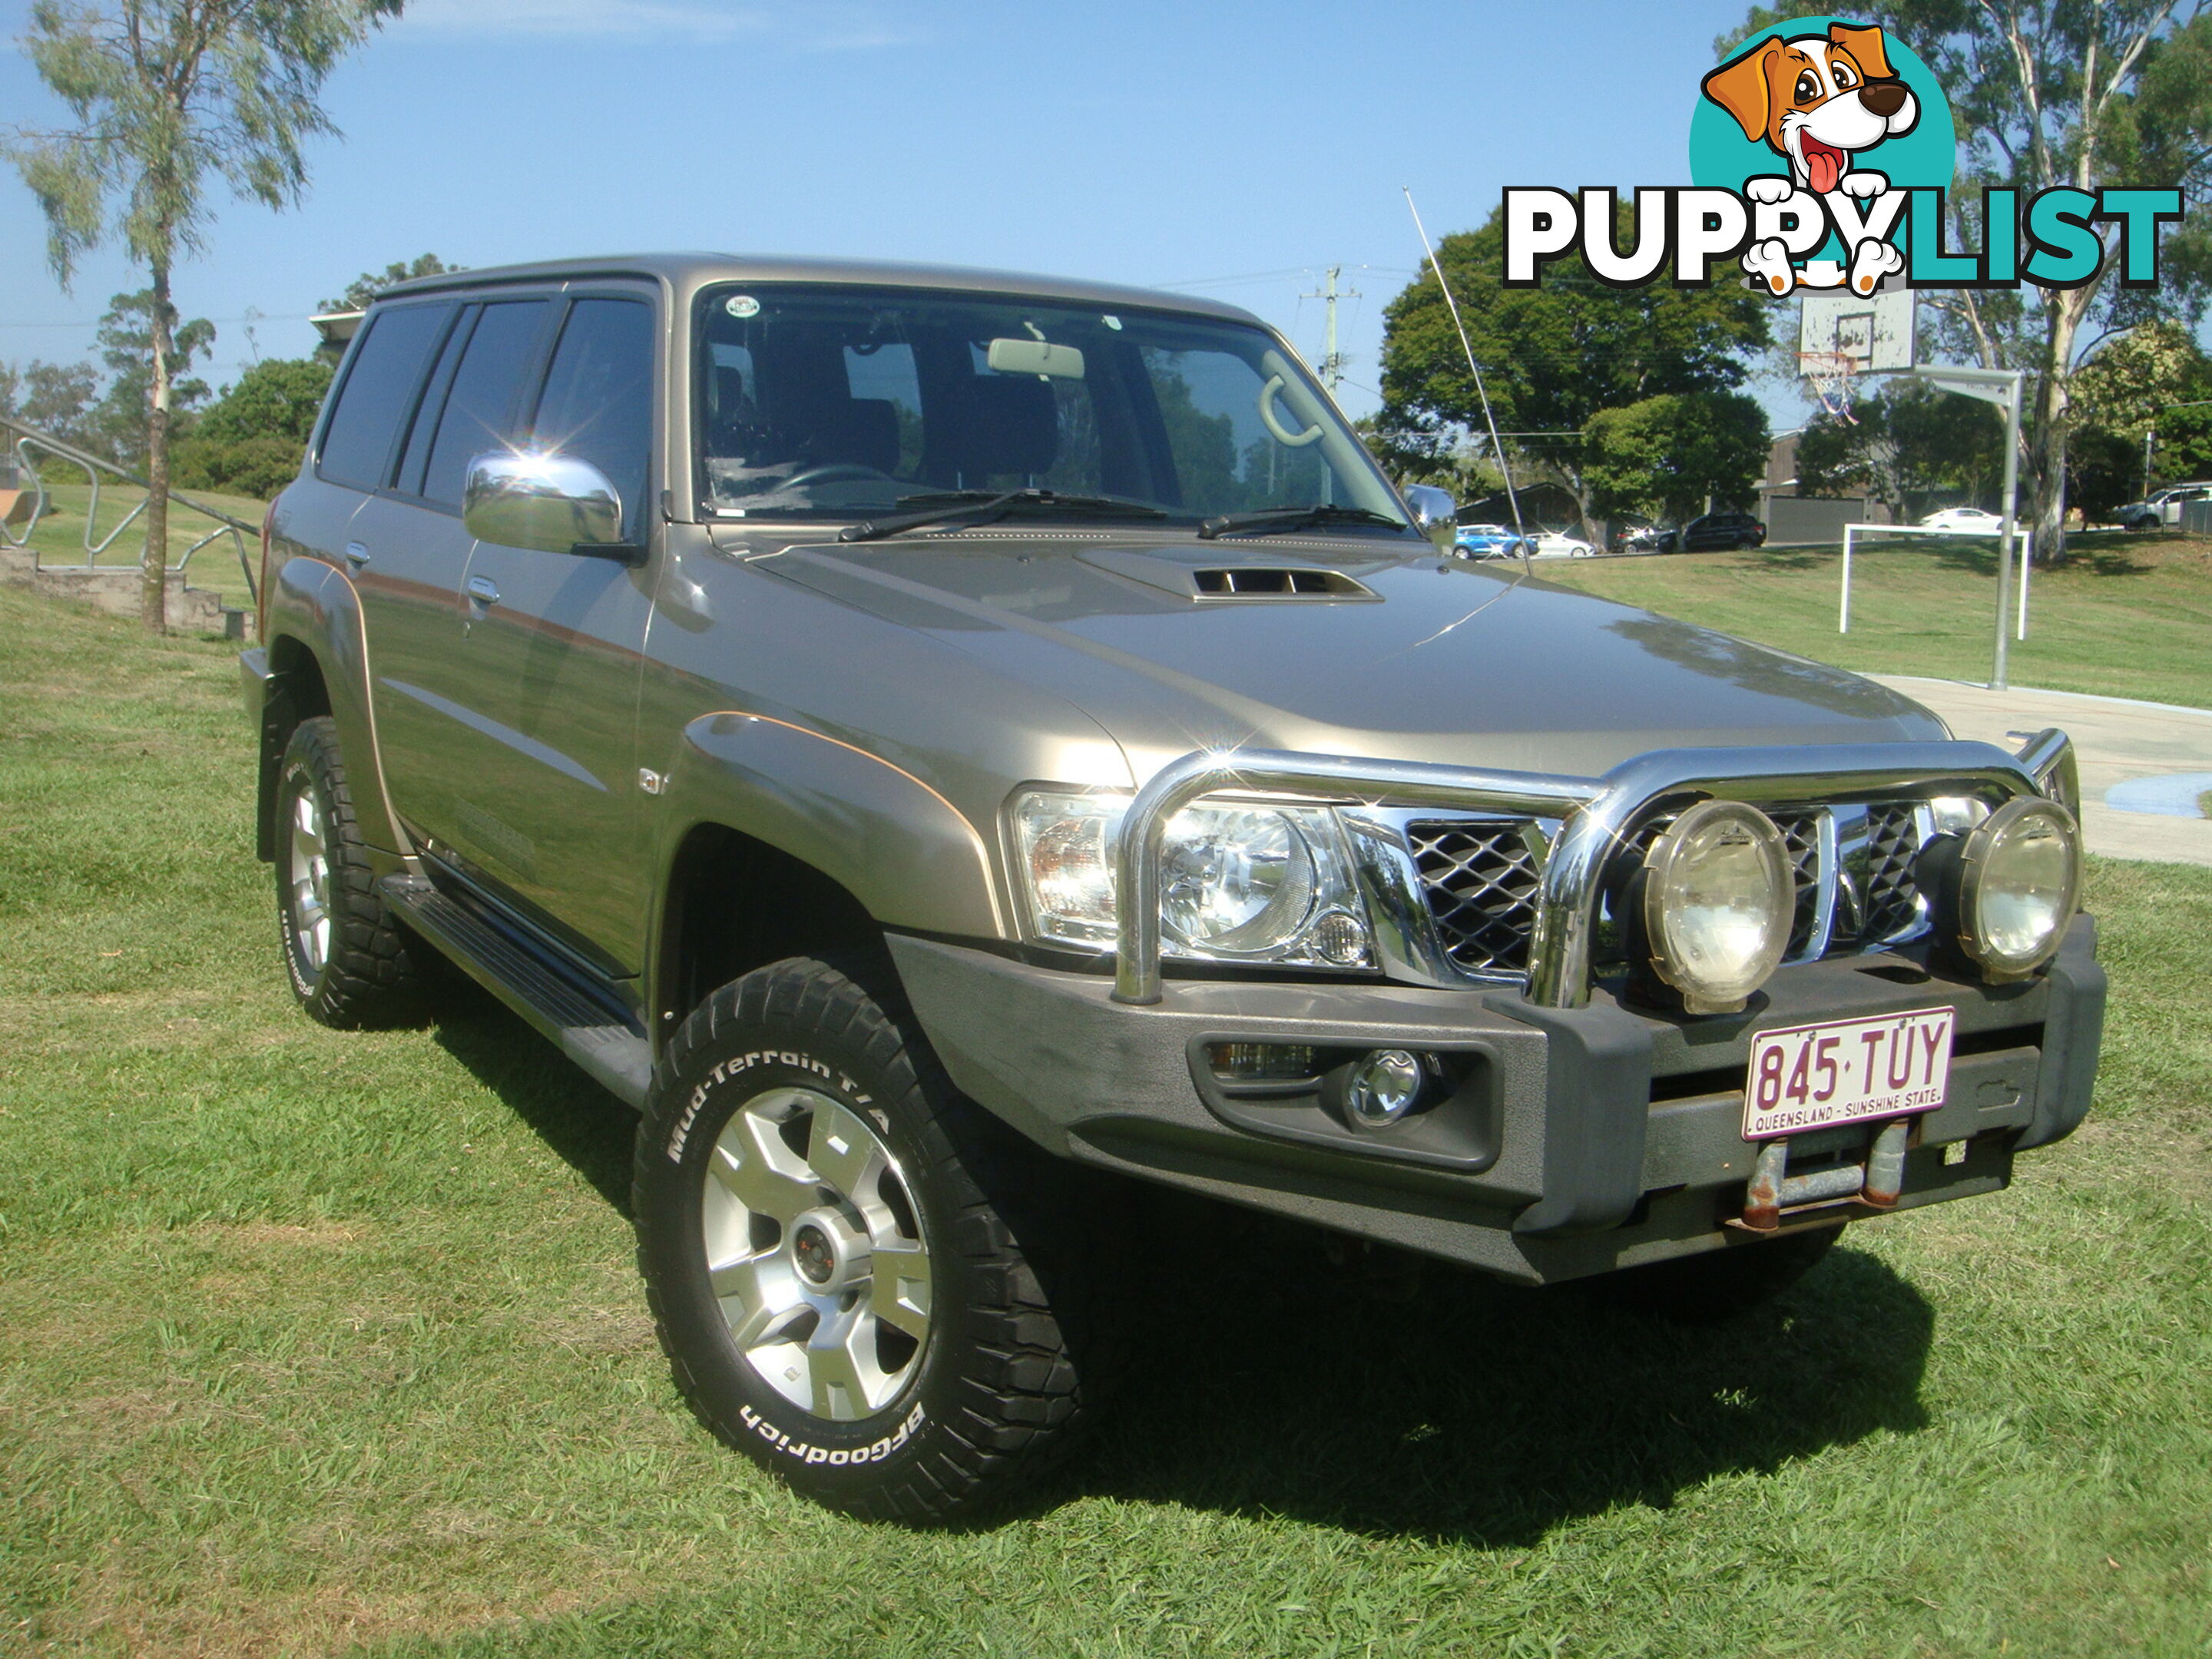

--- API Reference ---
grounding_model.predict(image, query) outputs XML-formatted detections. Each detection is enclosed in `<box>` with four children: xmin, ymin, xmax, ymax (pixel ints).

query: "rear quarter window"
<box><xmin>316</xmin><ymin>303</ymin><xmax>452</xmax><ymax>492</ymax></box>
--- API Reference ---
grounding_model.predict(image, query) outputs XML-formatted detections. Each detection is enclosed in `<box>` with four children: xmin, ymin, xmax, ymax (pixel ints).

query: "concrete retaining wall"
<box><xmin>1</xmin><ymin>543</ymin><xmax>245</xmax><ymax>637</ymax></box>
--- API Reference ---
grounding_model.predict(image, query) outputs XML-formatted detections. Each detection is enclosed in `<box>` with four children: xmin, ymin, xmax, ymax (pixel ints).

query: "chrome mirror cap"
<box><xmin>1402</xmin><ymin>483</ymin><xmax>1456</xmax><ymax>534</ymax></box>
<box><xmin>462</xmin><ymin>450</ymin><xmax>626</xmax><ymax>555</ymax></box>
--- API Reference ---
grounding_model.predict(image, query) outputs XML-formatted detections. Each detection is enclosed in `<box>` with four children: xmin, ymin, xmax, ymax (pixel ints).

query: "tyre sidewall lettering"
<box><xmin>735</xmin><ymin>1400</ymin><xmax>926</xmax><ymax>1468</ymax></box>
<box><xmin>664</xmin><ymin>1045</ymin><xmax>873</xmax><ymax>1165</ymax></box>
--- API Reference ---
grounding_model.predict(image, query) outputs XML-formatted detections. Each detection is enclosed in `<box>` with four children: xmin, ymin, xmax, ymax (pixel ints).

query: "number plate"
<box><xmin>1743</xmin><ymin>1008</ymin><xmax>1955</xmax><ymax>1141</ymax></box>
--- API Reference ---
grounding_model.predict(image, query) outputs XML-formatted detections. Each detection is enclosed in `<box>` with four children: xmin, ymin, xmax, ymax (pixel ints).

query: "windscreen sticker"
<box><xmin>724</xmin><ymin>294</ymin><xmax>761</xmax><ymax>319</ymax></box>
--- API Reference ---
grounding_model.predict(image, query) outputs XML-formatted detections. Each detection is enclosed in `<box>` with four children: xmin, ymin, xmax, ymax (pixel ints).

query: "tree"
<box><xmin>1581</xmin><ymin>391</ymin><xmax>1771</xmax><ymax>525</ymax></box>
<box><xmin>320</xmin><ymin>252</ymin><xmax>460</xmax><ymax>314</ymax></box>
<box><xmin>88</xmin><ymin>286</ymin><xmax>214</xmax><ymax>468</ymax></box>
<box><xmin>171</xmin><ymin>353</ymin><xmax>332</xmax><ymax>498</ymax></box>
<box><xmin>3</xmin><ymin>0</ymin><xmax>403</xmax><ymax>631</ymax></box>
<box><xmin>2065</xmin><ymin>320</ymin><xmax>2212</xmax><ymax>508</ymax></box>
<box><xmin>2155</xmin><ymin>402</ymin><xmax>2212</xmax><ymax>479</ymax></box>
<box><xmin>1795</xmin><ymin>382</ymin><xmax>2005</xmax><ymax>521</ymax></box>
<box><xmin>0</xmin><ymin>357</ymin><xmax>101</xmax><ymax>446</ymax></box>
<box><xmin>1379</xmin><ymin>204</ymin><xmax>1771</xmax><ymax>538</ymax></box>
<box><xmin>1729</xmin><ymin>3</ymin><xmax>2212</xmax><ymax>562</ymax></box>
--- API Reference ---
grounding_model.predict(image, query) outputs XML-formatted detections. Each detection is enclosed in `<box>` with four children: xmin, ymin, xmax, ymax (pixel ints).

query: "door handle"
<box><xmin>344</xmin><ymin>541</ymin><xmax>369</xmax><ymax>568</ymax></box>
<box><xmin>465</xmin><ymin>575</ymin><xmax>501</xmax><ymax>606</ymax></box>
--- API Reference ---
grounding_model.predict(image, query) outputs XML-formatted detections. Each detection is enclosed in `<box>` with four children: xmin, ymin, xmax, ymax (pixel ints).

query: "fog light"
<box><xmin>1344</xmin><ymin>1048</ymin><xmax>1425</xmax><ymax>1126</ymax></box>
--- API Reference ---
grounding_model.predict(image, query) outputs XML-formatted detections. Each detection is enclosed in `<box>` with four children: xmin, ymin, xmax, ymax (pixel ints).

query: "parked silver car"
<box><xmin>243</xmin><ymin>254</ymin><xmax>2104</xmax><ymax>1522</ymax></box>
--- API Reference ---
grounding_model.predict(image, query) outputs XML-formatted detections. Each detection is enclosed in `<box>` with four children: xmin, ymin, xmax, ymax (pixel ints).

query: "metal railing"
<box><xmin>0</xmin><ymin>412</ymin><xmax>259</xmax><ymax>604</ymax></box>
<box><xmin>1111</xmin><ymin>731</ymin><xmax>2074</xmax><ymax>1009</ymax></box>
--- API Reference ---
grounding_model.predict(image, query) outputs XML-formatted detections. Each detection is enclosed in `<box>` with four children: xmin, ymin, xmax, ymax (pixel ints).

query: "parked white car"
<box><xmin>2114</xmin><ymin>482</ymin><xmax>2212</xmax><ymax>531</ymax></box>
<box><xmin>1532</xmin><ymin>530</ymin><xmax>1598</xmax><ymax>558</ymax></box>
<box><xmin>1919</xmin><ymin>508</ymin><xmax>2005</xmax><ymax>532</ymax></box>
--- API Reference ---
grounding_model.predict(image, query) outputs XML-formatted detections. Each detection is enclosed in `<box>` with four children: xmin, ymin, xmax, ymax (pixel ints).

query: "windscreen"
<box><xmin>694</xmin><ymin>284</ymin><xmax>1405</xmax><ymax>527</ymax></box>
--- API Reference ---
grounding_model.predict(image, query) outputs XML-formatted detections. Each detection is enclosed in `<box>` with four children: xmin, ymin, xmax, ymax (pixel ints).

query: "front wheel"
<box><xmin>634</xmin><ymin>956</ymin><xmax>1120</xmax><ymax>1522</ymax></box>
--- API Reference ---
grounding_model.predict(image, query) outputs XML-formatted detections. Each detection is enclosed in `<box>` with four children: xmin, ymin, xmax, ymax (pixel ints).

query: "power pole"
<box><xmin>1303</xmin><ymin>265</ymin><xmax>1360</xmax><ymax>393</ymax></box>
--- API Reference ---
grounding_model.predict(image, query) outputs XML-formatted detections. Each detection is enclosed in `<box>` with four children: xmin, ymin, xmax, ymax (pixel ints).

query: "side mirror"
<box><xmin>1402</xmin><ymin>484</ymin><xmax>1458</xmax><ymax>551</ymax></box>
<box><xmin>462</xmin><ymin>451</ymin><xmax>641</xmax><ymax>562</ymax></box>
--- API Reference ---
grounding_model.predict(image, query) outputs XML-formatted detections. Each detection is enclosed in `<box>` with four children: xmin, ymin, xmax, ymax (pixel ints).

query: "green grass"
<box><xmin>3</xmin><ymin>581</ymin><xmax>2210</xmax><ymax>1657</ymax></box>
<box><xmin>5</xmin><ymin>478</ymin><xmax>266</xmax><ymax>615</ymax></box>
<box><xmin>1544</xmin><ymin>533</ymin><xmax>2212</xmax><ymax>710</ymax></box>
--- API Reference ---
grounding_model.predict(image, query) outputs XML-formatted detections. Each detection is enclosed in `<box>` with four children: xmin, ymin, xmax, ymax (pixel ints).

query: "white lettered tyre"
<box><xmin>632</xmin><ymin>956</ymin><xmax>1119</xmax><ymax>1522</ymax></box>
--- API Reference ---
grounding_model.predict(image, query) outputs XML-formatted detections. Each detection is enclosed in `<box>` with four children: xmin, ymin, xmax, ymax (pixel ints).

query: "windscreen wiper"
<box><xmin>841</xmin><ymin>488</ymin><xmax>1167</xmax><ymax>543</ymax></box>
<box><xmin>1197</xmin><ymin>503</ymin><xmax>1409</xmax><ymax>540</ymax></box>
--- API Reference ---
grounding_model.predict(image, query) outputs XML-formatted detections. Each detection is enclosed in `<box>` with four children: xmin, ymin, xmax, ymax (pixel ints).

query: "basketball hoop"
<box><xmin>1798</xmin><ymin>349</ymin><xmax>1861</xmax><ymax>424</ymax></box>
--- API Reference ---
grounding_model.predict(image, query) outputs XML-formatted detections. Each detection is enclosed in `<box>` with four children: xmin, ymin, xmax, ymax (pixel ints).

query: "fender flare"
<box><xmin>659</xmin><ymin>711</ymin><xmax>1007</xmax><ymax>942</ymax></box>
<box><xmin>262</xmin><ymin>556</ymin><xmax>409</xmax><ymax>856</ymax></box>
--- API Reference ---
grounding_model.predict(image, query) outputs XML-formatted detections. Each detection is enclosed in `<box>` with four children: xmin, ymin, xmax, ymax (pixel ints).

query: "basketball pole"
<box><xmin>1909</xmin><ymin>364</ymin><xmax>2026</xmax><ymax>692</ymax></box>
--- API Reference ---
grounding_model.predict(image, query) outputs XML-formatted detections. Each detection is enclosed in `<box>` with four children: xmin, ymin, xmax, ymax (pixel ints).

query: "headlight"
<box><xmin>1637</xmin><ymin>800</ymin><xmax>1792</xmax><ymax>1015</ymax></box>
<box><xmin>1009</xmin><ymin>790</ymin><xmax>1373</xmax><ymax>967</ymax></box>
<box><xmin>1939</xmin><ymin>796</ymin><xmax>2080</xmax><ymax>981</ymax></box>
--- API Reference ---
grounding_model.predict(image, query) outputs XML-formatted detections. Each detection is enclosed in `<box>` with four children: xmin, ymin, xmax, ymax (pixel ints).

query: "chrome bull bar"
<box><xmin>1110</xmin><ymin>729</ymin><xmax>2078</xmax><ymax>1008</ymax></box>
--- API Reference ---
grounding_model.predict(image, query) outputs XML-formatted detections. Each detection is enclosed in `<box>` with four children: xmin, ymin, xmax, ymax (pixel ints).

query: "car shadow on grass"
<box><xmin>1061</xmin><ymin>1214</ymin><xmax>1934</xmax><ymax>1547</ymax></box>
<box><xmin>424</xmin><ymin>987</ymin><xmax>637</xmax><ymax>1217</ymax></box>
<box><xmin>407</xmin><ymin>993</ymin><xmax>1934</xmax><ymax>1546</ymax></box>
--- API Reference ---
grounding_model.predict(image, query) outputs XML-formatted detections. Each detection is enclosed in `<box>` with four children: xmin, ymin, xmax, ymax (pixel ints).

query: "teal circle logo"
<box><xmin>1690</xmin><ymin>15</ymin><xmax>1953</xmax><ymax>196</ymax></box>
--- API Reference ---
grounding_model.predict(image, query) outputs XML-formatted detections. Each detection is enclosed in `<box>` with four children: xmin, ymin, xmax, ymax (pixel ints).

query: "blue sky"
<box><xmin>2</xmin><ymin>0</ymin><xmax>1790</xmax><ymax>426</ymax></box>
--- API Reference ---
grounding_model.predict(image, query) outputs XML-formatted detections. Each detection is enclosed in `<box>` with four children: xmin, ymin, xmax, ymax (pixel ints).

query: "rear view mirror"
<box><xmin>986</xmin><ymin>337</ymin><xmax>1086</xmax><ymax>379</ymax></box>
<box><xmin>1402</xmin><ymin>484</ymin><xmax>1457</xmax><ymax>550</ymax></box>
<box><xmin>463</xmin><ymin>451</ymin><xmax>640</xmax><ymax>562</ymax></box>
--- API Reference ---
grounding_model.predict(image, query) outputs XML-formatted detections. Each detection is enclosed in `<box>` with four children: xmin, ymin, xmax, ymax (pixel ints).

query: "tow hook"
<box><xmin>1737</xmin><ymin>1118</ymin><xmax>1914</xmax><ymax>1232</ymax></box>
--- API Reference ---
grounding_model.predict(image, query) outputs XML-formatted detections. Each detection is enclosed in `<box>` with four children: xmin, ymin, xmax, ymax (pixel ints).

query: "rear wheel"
<box><xmin>634</xmin><ymin>956</ymin><xmax>1121</xmax><ymax>1522</ymax></box>
<box><xmin>274</xmin><ymin>717</ymin><xmax>420</xmax><ymax>1028</ymax></box>
<box><xmin>1588</xmin><ymin>1227</ymin><xmax>1839</xmax><ymax>1323</ymax></box>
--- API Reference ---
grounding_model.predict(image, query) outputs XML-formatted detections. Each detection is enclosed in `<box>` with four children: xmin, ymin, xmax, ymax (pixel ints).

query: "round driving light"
<box><xmin>1639</xmin><ymin>800</ymin><xmax>1792</xmax><ymax>1015</ymax></box>
<box><xmin>1344</xmin><ymin>1049</ymin><xmax>1426</xmax><ymax>1126</ymax></box>
<box><xmin>1955</xmin><ymin>796</ymin><xmax>2080</xmax><ymax>981</ymax></box>
<box><xmin>1160</xmin><ymin>807</ymin><xmax>1317</xmax><ymax>953</ymax></box>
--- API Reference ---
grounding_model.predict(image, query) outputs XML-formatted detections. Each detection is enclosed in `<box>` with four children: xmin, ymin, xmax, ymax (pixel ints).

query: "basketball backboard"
<box><xmin>1798</xmin><ymin>290</ymin><xmax>1916</xmax><ymax>376</ymax></box>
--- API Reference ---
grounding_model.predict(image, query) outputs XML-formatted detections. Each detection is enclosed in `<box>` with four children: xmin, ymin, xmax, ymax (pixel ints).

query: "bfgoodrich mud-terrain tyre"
<box><xmin>1590</xmin><ymin>1226</ymin><xmax>1839</xmax><ymax>1324</ymax></box>
<box><xmin>273</xmin><ymin>717</ymin><xmax>420</xmax><ymax>1028</ymax></box>
<box><xmin>634</xmin><ymin>956</ymin><xmax>1120</xmax><ymax>1523</ymax></box>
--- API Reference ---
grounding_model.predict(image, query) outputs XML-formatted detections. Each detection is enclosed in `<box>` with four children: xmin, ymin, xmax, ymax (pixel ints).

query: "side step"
<box><xmin>379</xmin><ymin>873</ymin><xmax>654</xmax><ymax>1108</ymax></box>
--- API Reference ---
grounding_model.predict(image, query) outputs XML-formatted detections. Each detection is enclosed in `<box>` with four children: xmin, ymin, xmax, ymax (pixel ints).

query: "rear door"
<box><xmin>315</xmin><ymin>298</ymin><xmax>463</xmax><ymax>826</ymax></box>
<box><xmin>442</xmin><ymin>290</ymin><xmax>661</xmax><ymax>972</ymax></box>
<box><xmin>345</xmin><ymin>296</ymin><xmax>555</xmax><ymax>849</ymax></box>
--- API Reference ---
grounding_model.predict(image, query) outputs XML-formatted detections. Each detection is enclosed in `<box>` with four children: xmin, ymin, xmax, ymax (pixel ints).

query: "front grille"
<box><xmin>1773</xmin><ymin>810</ymin><xmax>1823</xmax><ymax>959</ymax></box>
<box><xmin>1406</xmin><ymin>820</ymin><xmax>1544</xmax><ymax>976</ymax></box>
<box><xmin>1861</xmin><ymin>803</ymin><xmax>1926</xmax><ymax>942</ymax></box>
<box><xmin>1405</xmin><ymin>800</ymin><xmax>1932</xmax><ymax>984</ymax></box>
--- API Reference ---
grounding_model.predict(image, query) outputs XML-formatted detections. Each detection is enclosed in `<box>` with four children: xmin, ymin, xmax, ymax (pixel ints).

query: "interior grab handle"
<box><xmin>1257</xmin><ymin>374</ymin><xmax>1323</xmax><ymax>448</ymax></box>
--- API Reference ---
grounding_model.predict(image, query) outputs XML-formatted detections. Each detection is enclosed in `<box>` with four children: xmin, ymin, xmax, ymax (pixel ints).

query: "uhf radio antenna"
<box><xmin>1402</xmin><ymin>187</ymin><xmax>1529</xmax><ymax>569</ymax></box>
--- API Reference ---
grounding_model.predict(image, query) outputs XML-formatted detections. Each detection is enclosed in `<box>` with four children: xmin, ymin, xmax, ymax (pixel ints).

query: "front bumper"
<box><xmin>888</xmin><ymin>916</ymin><xmax>2104</xmax><ymax>1286</ymax></box>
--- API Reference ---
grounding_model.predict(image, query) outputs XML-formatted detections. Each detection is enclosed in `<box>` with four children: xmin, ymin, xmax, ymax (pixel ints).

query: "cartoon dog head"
<box><xmin>1702</xmin><ymin>22</ymin><xmax>1918</xmax><ymax>195</ymax></box>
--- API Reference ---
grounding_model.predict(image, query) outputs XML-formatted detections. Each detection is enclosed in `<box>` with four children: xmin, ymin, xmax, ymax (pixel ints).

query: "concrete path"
<box><xmin>1869</xmin><ymin>676</ymin><xmax>2212</xmax><ymax>869</ymax></box>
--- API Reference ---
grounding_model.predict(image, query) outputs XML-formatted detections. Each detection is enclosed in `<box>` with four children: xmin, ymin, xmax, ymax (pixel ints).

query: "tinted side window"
<box><xmin>317</xmin><ymin>303</ymin><xmax>450</xmax><ymax>491</ymax></box>
<box><xmin>530</xmin><ymin>298</ymin><xmax>655</xmax><ymax>540</ymax></box>
<box><xmin>421</xmin><ymin>300</ymin><xmax>551</xmax><ymax>509</ymax></box>
<box><xmin>392</xmin><ymin>303</ymin><xmax>477</xmax><ymax>498</ymax></box>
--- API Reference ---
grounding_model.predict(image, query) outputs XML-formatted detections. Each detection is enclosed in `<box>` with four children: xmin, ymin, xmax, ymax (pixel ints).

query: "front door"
<box><xmin>442</xmin><ymin>293</ymin><xmax>661</xmax><ymax>973</ymax></box>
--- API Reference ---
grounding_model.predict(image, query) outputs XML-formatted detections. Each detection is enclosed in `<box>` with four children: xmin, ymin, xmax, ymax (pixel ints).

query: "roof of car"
<box><xmin>373</xmin><ymin>251</ymin><xmax>1264</xmax><ymax>326</ymax></box>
